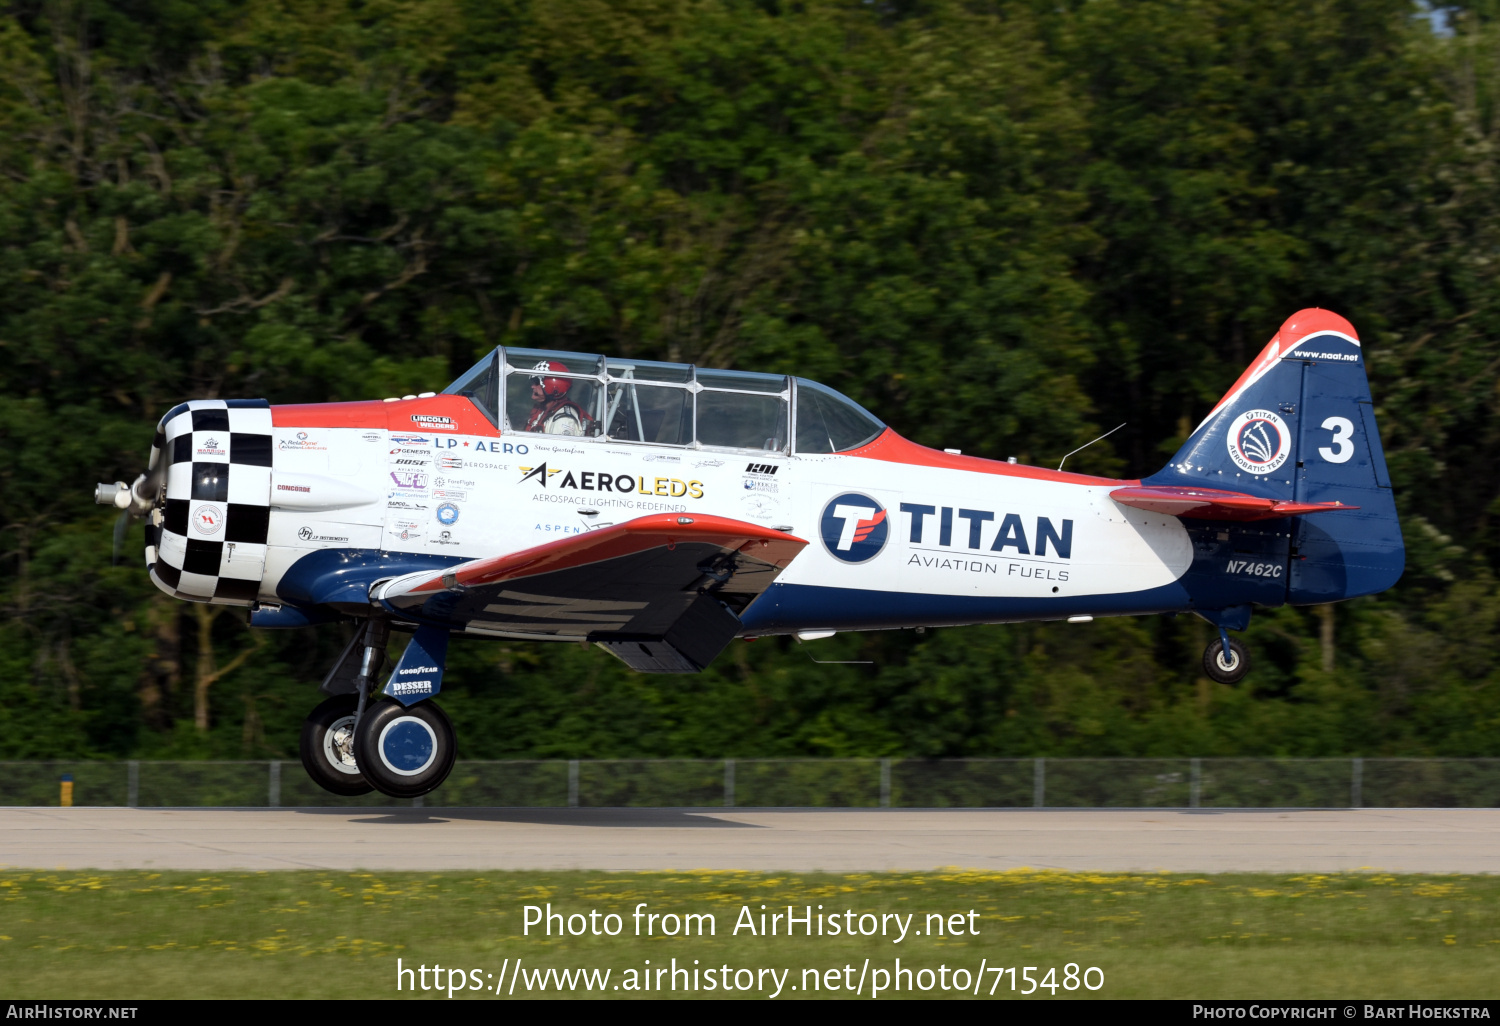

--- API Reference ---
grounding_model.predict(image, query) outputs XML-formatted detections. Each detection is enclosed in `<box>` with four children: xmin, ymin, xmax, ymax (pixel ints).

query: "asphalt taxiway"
<box><xmin>1</xmin><ymin>807</ymin><xmax>1495</xmax><ymax>873</ymax></box>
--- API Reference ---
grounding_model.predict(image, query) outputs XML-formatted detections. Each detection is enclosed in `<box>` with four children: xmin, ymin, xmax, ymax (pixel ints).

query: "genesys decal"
<box><xmin>517</xmin><ymin>462</ymin><xmax>705</xmax><ymax>498</ymax></box>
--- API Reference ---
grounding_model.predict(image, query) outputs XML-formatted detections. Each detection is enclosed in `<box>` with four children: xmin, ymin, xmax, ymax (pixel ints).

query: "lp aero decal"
<box><xmin>820</xmin><ymin>493</ymin><xmax>889</xmax><ymax>563</ymax></box>
<box><xmin>1227</xmin><ymin>410</ymin><xmax>1290</xmax><ymax>474</ymax></box>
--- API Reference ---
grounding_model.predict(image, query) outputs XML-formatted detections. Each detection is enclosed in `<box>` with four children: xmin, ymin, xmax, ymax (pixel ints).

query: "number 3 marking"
<box><xmin>1319</xmin><ymin>416</ymin><xmax>1355</xmax><ymax>463</ymax></box>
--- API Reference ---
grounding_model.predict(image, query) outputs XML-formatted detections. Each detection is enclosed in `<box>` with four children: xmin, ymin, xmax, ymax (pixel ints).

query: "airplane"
<box><xmin>96</xmin><ymin>307</ymin><xmax>1402</xmax><ymax>799</ymax></box>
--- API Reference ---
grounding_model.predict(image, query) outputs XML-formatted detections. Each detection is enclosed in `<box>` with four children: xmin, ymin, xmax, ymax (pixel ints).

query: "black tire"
<box><xmin>352</xmin><ymin>698</ymin><xmax>457</xmax><ymax>799</ymax></box>
<box><xmin>299</xmin><ymin>694</ymin><xmax>375</xmax><ymax>797</ymax></box>
<box><xmin>1203</xmin><ymin>636</ymin><xmax>1251</xmax><ymax>684</ymax></box>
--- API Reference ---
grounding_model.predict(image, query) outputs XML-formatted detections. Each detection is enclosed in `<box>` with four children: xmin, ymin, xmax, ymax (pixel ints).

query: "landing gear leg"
<box><xmin>1203</xmin><ymin>628</ymin><xmax>1250</xmax><ymax>684</ymax></box>
<box><xmin>351</xmin><ymin>619</ymin><xmax>390</xmax><ymax>731</ymax></box>
<box><xmin>351</xmin><ymin>623</ymin><xmax>457</xmax><ymax>799</ymax></box>
<box><xmin>299</xmin><ymin>619</ymin><xmax>390</xmax><ymax>797</ymax></box>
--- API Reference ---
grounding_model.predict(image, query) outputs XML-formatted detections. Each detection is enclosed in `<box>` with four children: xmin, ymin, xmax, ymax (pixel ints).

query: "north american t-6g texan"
<box><xmin>96</xmin><ymin>308</ymin><xmax>1403</xmax><ymax>799</ymax></box>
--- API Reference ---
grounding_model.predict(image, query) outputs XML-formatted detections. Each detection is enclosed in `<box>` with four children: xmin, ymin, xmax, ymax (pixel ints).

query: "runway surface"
<box><xmin>1</xmin><ymin>807</ymin><xmax>1497</xmax><ymax>873</ymax></box>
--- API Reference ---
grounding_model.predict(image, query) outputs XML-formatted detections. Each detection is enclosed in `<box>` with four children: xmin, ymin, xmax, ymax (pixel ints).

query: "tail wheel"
<box><xmin>299</xmin><ymin>694</ymin><xmax>375</xmax><ymax>797</ymax></box>
<box><xmin>352</xmin><ymin>699</ymin><xmax>457</xmax><ymax>799</ymax></box>
<box><xmin>1203</xmin><ymin>636</ymin><xmax>1251</xmax><ymax>685</ymax></box>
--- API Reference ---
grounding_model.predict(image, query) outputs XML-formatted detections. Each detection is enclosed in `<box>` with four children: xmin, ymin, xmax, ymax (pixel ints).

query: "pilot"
<box><xmin>524</xmin><ymin>361</ymin><xmax>593</xmax><ymax>435</ymax></box>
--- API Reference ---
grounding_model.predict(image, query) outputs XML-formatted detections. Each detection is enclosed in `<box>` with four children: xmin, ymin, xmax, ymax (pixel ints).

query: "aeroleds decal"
<box><xmin>517</xmin><ymin>463</ymin><xmax>705</xmax><ymax>498</ymax></box>
<box><xmin>820</xmin><ymin>493</ymin><xmax>889</xmax><ymax>564</ymax></box>
<box><xmin>1227</xmin><ymin>410</ymin><xmax>1290</xmax><ymax>475</ymax></box>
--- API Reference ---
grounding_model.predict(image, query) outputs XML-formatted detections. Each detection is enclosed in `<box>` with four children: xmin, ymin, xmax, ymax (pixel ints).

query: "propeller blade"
<box><xmin>112</xmin><ymin>509</ymin><xmax>130</xmax><ymax>566</ymax></box>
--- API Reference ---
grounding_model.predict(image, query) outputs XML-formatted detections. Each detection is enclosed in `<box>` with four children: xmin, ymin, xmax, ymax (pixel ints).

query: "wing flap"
<box><xmin>1110</xmin><ymin>485</ymin><xmax>1358</xmax><ymax>522</ymax></box>
<box><xmin>373</xmin><ymin>514</ymin><xmax>807</xmax><ymax>666</ymax></box>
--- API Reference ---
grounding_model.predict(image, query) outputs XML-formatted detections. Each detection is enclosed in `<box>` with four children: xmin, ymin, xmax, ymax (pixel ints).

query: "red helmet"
<box><xmin>528</xmin><ymin>360</ymin><xmax>572</xmax><ymax>399</ymax></box>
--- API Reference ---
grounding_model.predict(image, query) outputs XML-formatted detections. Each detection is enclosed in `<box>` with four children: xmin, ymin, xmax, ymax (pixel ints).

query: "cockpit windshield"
<box><xmin>441</xmin><ymin>351</ymin><xmax>500</xmax><ymax>426</ymax></box>
<box><xmin>443</xmin><ymin>348</ymin><xmax>883</xmax><ymax>455</ymax></box>
<box><xmin>794</xmin><ymin>378</ymin><xmax>885</xmax><ymax>453</ymax></box>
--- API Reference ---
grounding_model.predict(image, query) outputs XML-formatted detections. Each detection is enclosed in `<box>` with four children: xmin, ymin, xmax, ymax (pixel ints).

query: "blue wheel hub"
<box><xmin>379</xmin><ymin>716</ymin><xmax>438</xmax><ymax>776</ymax></box>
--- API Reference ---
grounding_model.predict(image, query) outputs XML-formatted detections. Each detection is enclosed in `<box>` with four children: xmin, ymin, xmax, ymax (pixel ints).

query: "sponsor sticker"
<box><xmin>390</xmin><ymin>471</ymin><xmax>429</xmax><ymax>490</ymax></box>
<box><xmin>297</xmin><ymin>526</ymin><xmax>350</xmax><ymax>543</ymax></box>
<box><xmin>436</xmin><ymin>502</ymin><xmax>460</xmax><ymax>526</ymax></box>
<box><xmin>195</xmin><ymin>437</ymin><xmax>226</xmax><ymax>457</ymax></box>
<box><xmin>433</xmin><ymin>529</ymin><xmax>460</xmax><ymax>546</ymax></box>
<box><xmin>518</xmin><ymin>463</ymin><xmax>705</xmax><ymax>498</ymax></box>
<box><xmin>1227</xmin><ymin>409</ymin><xmax>1290</xmax><ymax>474</ymax></box>
<box><xmin>362</xmin><ymin>432</ymin><xmax>381</xmax><ymax>443</ymax></box>
<box><xmin>412</xmin><ymin>414</ymin><xmax>455</xmax><ymax>431</ymax></box>
<box><xmin>278</xmin><ymin>431</ymin><xmax>327</xmax><ymax>451</ymax></box>
<box><xmin>432</xmin><ymin>488</ymin><xmax>468</xmax><ymax>501</ymax></box>
<box><xmin>819</xmin><ymin>493</ymin><xmax>889</xmax><ymax>564</ymax></box>
<box><xmin>191</xmin><ymin>503</ymin><xmax>225</xmax><ymax>536</ymax></box>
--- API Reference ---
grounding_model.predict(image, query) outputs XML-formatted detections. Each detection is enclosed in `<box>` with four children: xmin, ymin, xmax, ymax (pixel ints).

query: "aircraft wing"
<box><xmin>372</xmin><ymin>513</ymin><xmax>807</xmax><ymax>673</ymax></box>
<box><xmin>1109</xmin><ymin>485</ymin><xmax>1358</xmax><ymax>522</ymax></box>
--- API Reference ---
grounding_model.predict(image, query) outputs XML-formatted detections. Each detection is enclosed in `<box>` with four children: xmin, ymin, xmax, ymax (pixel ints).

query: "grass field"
<box><xmin>1</xmin><ymin>868</ymin><xmax>1496</xmax><ymax>999</ymax></box>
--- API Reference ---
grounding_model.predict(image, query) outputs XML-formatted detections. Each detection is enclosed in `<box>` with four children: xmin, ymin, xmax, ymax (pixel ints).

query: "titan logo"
<box><xmin>820</xmin><ymin>493</ymin><xmax>889</xmax><ymax>564</ymax></box>
<box><xmin>899</xmin><ymin>503</ymin><xmax>1073</xmax><ymax>558</ymax></box>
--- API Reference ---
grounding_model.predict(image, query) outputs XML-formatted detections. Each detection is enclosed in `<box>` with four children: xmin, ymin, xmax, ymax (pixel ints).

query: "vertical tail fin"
<box><xmin>1143</xmin><ymin>309</ymin><xmax>1404</xmax><ymax>602</ymax></box>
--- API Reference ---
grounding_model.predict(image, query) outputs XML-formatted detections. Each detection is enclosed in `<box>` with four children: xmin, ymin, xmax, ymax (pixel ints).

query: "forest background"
<box><xmin>3</xmin><ymin>0</ymin><xmax>1500</xmax><ymax>761</ymax></box>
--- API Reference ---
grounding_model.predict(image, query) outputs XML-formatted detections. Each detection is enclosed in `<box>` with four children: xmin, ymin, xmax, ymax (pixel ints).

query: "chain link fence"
<box><xmin>5</xmin><ymin>758</ymin><xmax>1500</xmax><ymax>808</ymax></box>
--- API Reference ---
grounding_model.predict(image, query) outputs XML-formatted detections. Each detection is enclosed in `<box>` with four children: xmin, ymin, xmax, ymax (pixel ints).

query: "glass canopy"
<box><xmin>443</xmin><ymin>347</ymin><xmax>884</xmax><ymax>455</ymax></box>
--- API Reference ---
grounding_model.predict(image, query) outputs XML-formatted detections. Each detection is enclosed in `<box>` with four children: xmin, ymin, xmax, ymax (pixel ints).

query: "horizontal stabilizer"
<box><xmin>1110</xmin><ymin>485</ymin><xmax>1358</xmax><ymax>522</ymax></box>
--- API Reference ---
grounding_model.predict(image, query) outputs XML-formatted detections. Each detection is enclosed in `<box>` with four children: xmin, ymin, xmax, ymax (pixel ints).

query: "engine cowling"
<box><xmin>146</xmin><ymin>399</ymin><xmax>273</xmax><ymax>605</ymax></box>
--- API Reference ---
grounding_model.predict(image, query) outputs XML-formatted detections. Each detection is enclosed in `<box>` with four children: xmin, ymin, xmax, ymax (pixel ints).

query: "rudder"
<box><xmin>1143</xmin><ymin>309</ymin><xmax>1404</xmax><ymax>604</ymax></box>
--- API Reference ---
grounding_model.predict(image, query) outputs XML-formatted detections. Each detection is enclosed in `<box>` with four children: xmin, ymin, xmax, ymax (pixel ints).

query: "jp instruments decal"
<box><xmin>190</xmin><ymin>503</ymin><xmax>224</xmax><ymax>536</ymax></box>
<box><xmin>1227</xmin><ymin>409</ymin><xmax>1290</xmax><ymax>474</ymax></box>
<box><xmin>820</xmin><ymin>493</ymin><xmax>889</xmax><ymax>564</ymax></box>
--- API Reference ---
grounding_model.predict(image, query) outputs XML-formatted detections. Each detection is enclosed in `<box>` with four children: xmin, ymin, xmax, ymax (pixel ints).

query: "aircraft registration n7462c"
<box><xmin>96</xmin><ymin>308</ymin><xmax>1402</xmax><ymax>799</ymax></box>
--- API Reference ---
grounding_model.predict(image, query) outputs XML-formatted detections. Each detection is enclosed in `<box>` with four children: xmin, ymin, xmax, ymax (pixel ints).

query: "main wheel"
<box><xmin>1203</xmin><ymin>636</ymin><xmax>1250</xmax><ymax>684</ymax></box>
<box><xmin>352</xmin><ymin>699</ymin><xmax>457</xmax><ymax>799</ymax></box>
<box><xmin>299</xmin><ymin>694</ymin><xmax>375</xmax><ymax>796</ymax></box>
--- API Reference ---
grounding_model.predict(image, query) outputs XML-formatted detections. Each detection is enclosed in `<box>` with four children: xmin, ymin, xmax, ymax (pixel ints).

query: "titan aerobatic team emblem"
<box><xmin>820</xmin><ymin>493</ymin><xmax>889</xmax><ymax>563</ymax></box>
<box><xmin>1227</xmin><ymin>409</ymin><xmax>1290</xmax><ymax>474</ymax></box>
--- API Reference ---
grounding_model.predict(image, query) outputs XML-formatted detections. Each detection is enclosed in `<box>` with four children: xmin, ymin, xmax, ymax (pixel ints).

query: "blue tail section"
<box><xmin>1142</xmin><ymin>309</ymin><xmax>1404</xmax><ymax>604</ymax></box>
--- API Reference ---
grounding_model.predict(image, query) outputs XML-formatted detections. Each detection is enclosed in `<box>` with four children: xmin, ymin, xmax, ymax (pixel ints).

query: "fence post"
<box><xmin>1190</xmin><ymin>758</ymin><xmax>1201</xmax><ymax>808</ymax></box>
<box><xmin>268</xmin><ymin>761</ymin><xmax>280</xmax><ymax>808</ymax></box>
<box><xmin>1351</xmin><ymin>757</ymin><xmax>1363</xmax><ymax>809</ymax></box>
<box><xmin>880</xmin><ymin>759</ymin><xmax>891</xmax><ymax>808</ymax></box>
<box><xmin>724</xmin><ymin>759</ymin><xmax>735</xmax><ymax>808</ymax></box>
<box><xmin>127</xmin><ymin>761</ymin><xmax>139</xmax><ymax>808</ymax></box>
<box><xmin>1033</xmin><ymin>757</ymin><xmax>1045</xmax><ymax>809</ymax></box>
<box><xmin>568</xmin><ymin>760</ymin><xmax>580</xmax><ymax>808</ymax></box>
